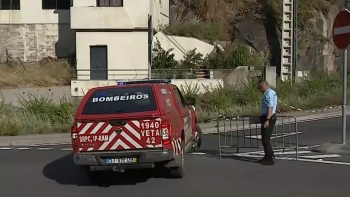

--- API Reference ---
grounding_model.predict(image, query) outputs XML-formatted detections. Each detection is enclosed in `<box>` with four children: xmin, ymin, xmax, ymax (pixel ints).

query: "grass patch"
<box><xmin>0</xmin><ymin>59</ymin><xmax>72</xmax><ymax>88</ymax></box>
<box><xmin>0</xmin><ymin>94</ymin><xmax>74</xmax><ymax>136</ymax></box>
<box><xmin>181</xmin><ymin>72</ymin><xmax>348</xmax><ymax>122</ymax></box>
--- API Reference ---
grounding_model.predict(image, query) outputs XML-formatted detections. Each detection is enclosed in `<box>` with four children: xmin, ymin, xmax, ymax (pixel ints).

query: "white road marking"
<box><xmin>299</xmin><ymin>154</ymin><xmax>341</xmax><ymax>159</ymax></box>
<box><xmin>60</xmin><ymin>148</ymin><xmax>73</xmax><ymax>151</ymax></box>
<box><xmin>0</xmin><ymin>147</ymin><xmax>12</xmax><ymax>150</ymax></box>
<box><xmin>246</xmin><ymin>131</ymin><xmax>305</xmax><ymax>139</ymax></box>
<box><xmin>334</xmin><ymin>26</ymin><xmax>350</xmax><ymax>35</ymax></box>
<box><xmin>36</xmin><ymin>147</ymin><xmax>53</xmax><ymax>150</ymax></box>
<box><xmin>41</xmin><ymin>143</ymin><xmax>58</xmax><ymax>146</ymax></box>
<box><xmin>253</xmin><ymin>150</ymin><xmax>311</xmax><ymax>155</ymax></box>
<box><xmin>17</xmin><ymin>147</ymin><xmax>30</xmax><ymax>150</ymax></box>
<box><xmin>233</xmin><ymin>152</ymin><xmax>350</xmax><ymax>166</ymax></box>
<box><xmin>189</xmin><ymin>152</ymin><xmax>206</xmax><ymax>155</ymax></box>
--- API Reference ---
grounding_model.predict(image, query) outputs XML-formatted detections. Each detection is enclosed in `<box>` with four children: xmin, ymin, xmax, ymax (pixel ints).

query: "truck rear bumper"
<box><xmin>74</xmin><ymin>149</ymin><xmax>174</xmax><ymax>170</ymax></box>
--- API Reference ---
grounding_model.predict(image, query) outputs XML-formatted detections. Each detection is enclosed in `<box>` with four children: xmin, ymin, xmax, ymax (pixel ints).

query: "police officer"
<box><xmin>258</xmin><ymin>80</ymin><xmax>277</xmax><ymax>165</ymax></box>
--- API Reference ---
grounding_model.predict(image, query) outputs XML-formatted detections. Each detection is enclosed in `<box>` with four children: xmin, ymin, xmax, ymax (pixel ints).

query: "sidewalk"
<box><xmin>0</xmin><ymin>107</ymin><xmax>349</xmax><ymax>147</ymax></box>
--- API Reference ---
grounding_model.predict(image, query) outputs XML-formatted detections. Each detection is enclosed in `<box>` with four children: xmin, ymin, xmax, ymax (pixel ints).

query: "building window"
<box><xmin>42</xmin><ymin>0</ymin><xmax>71</xmax><ymax>10</ymax></box>
<box><xmin>0</xmin><ymin>0</ymin><xmax>20</xmax><ymax>10</ymax></box>
<box><xmin>97</xmin><ymin>0</ymin><xmax>123</xmax><ymax>7</ymax></box>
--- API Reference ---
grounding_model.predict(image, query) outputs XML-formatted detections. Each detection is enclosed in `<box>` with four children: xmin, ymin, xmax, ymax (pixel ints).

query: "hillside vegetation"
<box><xmin>166</xmin><ymin>0</ymin><xmax>339</xmax><ymax>67</ymax></box>
<box><xmin>167</xmin><ymin>0</ymin><xmax>338</xmax><ymax>41</ymax></box>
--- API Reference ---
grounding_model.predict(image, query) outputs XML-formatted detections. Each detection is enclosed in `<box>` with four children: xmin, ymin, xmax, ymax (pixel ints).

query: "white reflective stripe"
<box><xmin>110</xmin><ymin>139</ymin><xmax>130</xmax><ymax>149</ymax></box>
<box><xmin>79</xmin><ymin>123</ymin><xmax>93</xmax><ymax>134</ymax></box>
<box><xmin>172</xmin><ymin>140</ymin><xmax>177</xmax><ymax>155</ymax></box>
<box><xmin>98</xmin><ymin>132</ymin><xmax>117</xmax><ymax>150</ymax></box>
<box><xmin>120</xmin><ymin>131</ymin><xmax>142</xmax><ymax>148</ymax></box>
<box><xmin>131</xmin><ymin>120</ymin><xmax>140</xmax><ymax>127</ymax></box>
<box><xmin>176</xmin><ymin>139</ymin><xmax>181</xmax><ymax>152</ymax></box>
<box><xmin>90</xmin><ymin>122</ymin><xmax>104</xmax><ymax>134</ymax></box>
<box><xmin>124</xmin><ymin>123</ymin><xmax>141</xmax><ymax>139</ymax></box>
<box><xmin>102</xmin><ymin>124</ymin><xmax>112</xmax><ymax>133</ymax></box>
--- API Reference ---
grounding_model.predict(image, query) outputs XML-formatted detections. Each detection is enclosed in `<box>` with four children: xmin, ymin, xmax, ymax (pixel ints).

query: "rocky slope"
<box><xmin>167</xmin><ymin>0</ymin><xmax>345</xmax><ymax>72</ymax></box>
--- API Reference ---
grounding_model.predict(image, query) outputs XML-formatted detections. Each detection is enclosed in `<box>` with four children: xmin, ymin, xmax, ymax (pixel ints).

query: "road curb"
<box><xmin>0</xmin><ymin>133</ymin><xmax>71</xmax><ymax>147</ymax></box>
<box><xmin>0</xmin><ymin>110</ymin><xmax>348</xmax><ymax>147</ymax></box>
<box><xmin>312</xmin><ymin>142</ymin><xmax>350</xmax><ymax>155</ymax></box>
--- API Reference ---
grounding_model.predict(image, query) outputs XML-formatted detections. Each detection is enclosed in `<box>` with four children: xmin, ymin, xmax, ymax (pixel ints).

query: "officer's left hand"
<box><xmin>264</xmin><ymin>120</ymin><xmax>269</xmax><ymax>128</ymax></box>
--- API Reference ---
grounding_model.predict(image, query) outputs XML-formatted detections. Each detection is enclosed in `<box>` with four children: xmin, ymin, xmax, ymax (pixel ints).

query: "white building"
<box><xmin>0</xmin><ymin>0</ymin><xmax>169</xmax><ymax>77</ymax></box>
<box><xmin>71</xmin><ymin>0</ymin><xmax>169</xmax><ymax>80</ymax></box>
<box><xmin>0</xmin><ymin>0</ymin><xmax>75</xmax><ymax>62</ymax></box>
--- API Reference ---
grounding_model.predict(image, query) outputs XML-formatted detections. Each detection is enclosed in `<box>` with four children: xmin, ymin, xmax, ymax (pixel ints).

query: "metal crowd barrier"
<box><xmin>217</xmin><ymin>115</ymin><xmax>299</xmax><ymax>160</ymax></box>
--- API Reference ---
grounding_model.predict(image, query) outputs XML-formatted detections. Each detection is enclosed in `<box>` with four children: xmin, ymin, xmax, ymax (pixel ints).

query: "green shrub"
<box><xmin>181</xmin><ymin>72</ymin><xmax>347</xmax><ymax>122</ymax></box>
<box><xmin>0</xmin><ymin>94</ymin><xmax>73</xmax><ymax>136</ymax></box>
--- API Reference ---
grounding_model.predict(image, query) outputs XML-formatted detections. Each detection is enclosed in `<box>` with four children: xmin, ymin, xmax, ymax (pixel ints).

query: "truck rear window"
<box><xmin>81</xmin><ymin>86</ymin><xmax>157</xmax><ymax>115</ymax></box>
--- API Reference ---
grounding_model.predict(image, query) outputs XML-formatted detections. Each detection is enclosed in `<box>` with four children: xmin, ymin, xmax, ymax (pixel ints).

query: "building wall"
<box><xmin>0</xmin><ymin>0</ymin><xmax>75</xmax><ymax>62</ymax></box>
<box><xmin>71</xmin><ymin>0</ymin><xmax>169</xmax><ymax>29</ymax></box>
<box><xmin>72</xmin><ymin>0</ymin><xmax>170</xmax><ymax>80</ymax></box>
<box><xmin>76</xmin><ymin>31</ymin><xmax>148</xmax><ymax>80</ymax></box>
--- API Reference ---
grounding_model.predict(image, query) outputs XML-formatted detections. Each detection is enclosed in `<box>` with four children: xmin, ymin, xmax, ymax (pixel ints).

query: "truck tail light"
<box><xmin>71</xmin><ymin>125</ymin><xmax>78</xmax><ymax>139</ymax></box>
<box><xmin>161</xmin><ymin>121</ymin><xmax>171</xmax><ymax>145</ymax></box>
<box><xmin>71</xmin><ymin>124</ymin><xmax>79</xmax><ymax>152</ymax></box>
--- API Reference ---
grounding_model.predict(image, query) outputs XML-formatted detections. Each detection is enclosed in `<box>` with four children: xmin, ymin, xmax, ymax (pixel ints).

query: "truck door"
<box><xmin>171</xmin><ymin>87</ymin><xmax>192</xmax><ymax>144</ymax></box>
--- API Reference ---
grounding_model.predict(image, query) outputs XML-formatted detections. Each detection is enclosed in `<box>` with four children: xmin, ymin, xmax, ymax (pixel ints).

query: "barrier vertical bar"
<box><xmin>236</xmin><ymin>118</ymin><xmax>239</xmax><ymax>153</ymax></box>
<box><xmin>295</xmin><ymin>117</ymin><xmax>299</xmax><ymax>160</ymax></box>
<box><xmin>217</xmin><ymin>118</ymin><xmax>221</xmax><ymax>158</ymax></box>
<box><xmin>230</xmin><ymin>118</ymin><xmax>233</xmax><ymax>148</ymax></box>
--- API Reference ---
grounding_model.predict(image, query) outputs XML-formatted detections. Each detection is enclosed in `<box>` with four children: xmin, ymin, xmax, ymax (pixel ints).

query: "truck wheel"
<box><xmin>191</xmin><ymin>124</ymin><xmax>203</xmax><ymax>152</ymax></box>
<box><xmin>169</xmin><ymin>140</ymin><xmax>185</xmax><ymax>178</ymax></box>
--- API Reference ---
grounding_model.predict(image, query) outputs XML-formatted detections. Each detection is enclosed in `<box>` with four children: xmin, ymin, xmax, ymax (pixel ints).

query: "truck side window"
<box><xmin>173</xmin><ymin>88</ymin><xmax>186</xmax><ymax>108</ymax></box>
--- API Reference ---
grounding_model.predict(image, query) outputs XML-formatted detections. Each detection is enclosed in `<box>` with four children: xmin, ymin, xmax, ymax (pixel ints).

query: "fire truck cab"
<box><xmin>71</xmin><ymin>79</ymin><xmax>202</xmax><ymax>180</ymax></box>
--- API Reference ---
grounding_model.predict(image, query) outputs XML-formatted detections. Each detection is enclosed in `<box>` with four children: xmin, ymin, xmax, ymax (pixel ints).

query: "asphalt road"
<box><xmin>1</xmin><ymin>117</ymin><xmax>350</xmax><ymax>197</ymax></box>
<box><xmin>1</xmin><ymin>147</ymin><xmax>350</xmax><ymax>197</ymax></box>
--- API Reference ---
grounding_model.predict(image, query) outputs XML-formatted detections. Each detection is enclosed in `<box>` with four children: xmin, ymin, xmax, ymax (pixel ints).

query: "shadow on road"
<box><xmin>42</xmin><ymin>154</ymin><xmax>173</xmax><ymax>187</ymax></box>
<box><xmin>199</xmin><ymin>149</ymin><xmax>261</xmax><ymax>164</ymax></box>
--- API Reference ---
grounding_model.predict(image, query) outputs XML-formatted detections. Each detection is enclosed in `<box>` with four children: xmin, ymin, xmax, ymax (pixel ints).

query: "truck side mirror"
<box><xmin>186</xmin><ymin>97</ymin><xmax>196</xmax><ymax>106</ymax></box>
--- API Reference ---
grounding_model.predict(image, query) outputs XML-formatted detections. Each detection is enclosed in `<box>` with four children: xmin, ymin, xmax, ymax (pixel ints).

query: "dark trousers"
<box><xmin>260</xmin><ymin>114</ymin><xmax>277</xmax><ymax>161</ymax></box>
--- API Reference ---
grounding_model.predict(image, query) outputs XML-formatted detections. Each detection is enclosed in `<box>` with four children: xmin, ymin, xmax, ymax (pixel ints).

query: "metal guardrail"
<box><xmin>217</xmin><ymin>115</ymin><xmax>299</xmax><ymax>160</ymax></box>
<box><xmin>72</xmin><ymin>68</ymin><xmax>262</xmax><ymax>80</ymax></box>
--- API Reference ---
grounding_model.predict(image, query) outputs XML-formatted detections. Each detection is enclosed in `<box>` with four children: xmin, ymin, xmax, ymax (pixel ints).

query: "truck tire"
<box><xmin>169</xmin><ymin>140</ymin><xmax>185</xmax><ymax>178</ymax></box>
<box><xmin>191</xmin><ymin>124</ymin><xmax>203</xmax><ymax>152</ymax></box>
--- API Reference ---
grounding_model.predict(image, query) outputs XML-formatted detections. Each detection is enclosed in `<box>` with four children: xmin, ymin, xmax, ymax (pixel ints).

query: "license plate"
<box><xmin>105</xmin><ymin>158</ymin><xmax>137</xmax><ymax>164</ymax></box>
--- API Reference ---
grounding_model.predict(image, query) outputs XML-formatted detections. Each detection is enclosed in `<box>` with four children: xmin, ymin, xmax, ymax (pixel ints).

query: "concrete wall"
<box><xmin>71</xmin><ymin>79</ymin><xmax>223</xmax><ymax>96</ymax></box>
<box><xmin>0</xmin><ymin>86</ymin><xmax>70</xmax><ymax>106</ymax></box>
<box><xmin>0</xmin><ymin>0</ymin><xmax>75</xmax><ymax>62</ymax></box>
<box><xmin>0</xmin><ymin>79</ymin><xmax>222</xmax><ymax>105</ymax></box>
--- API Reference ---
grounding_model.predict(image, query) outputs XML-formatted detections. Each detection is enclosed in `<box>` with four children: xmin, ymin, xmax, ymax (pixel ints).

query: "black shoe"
<box><xmin>261</xmin><ymin>159</ymin><xmax>275</xmax><ymax>165</ymax></box>
<box><xmin>258</xmin><ymin>158</ymin><xmax>266</xmax><ymax>163</ymax></box>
